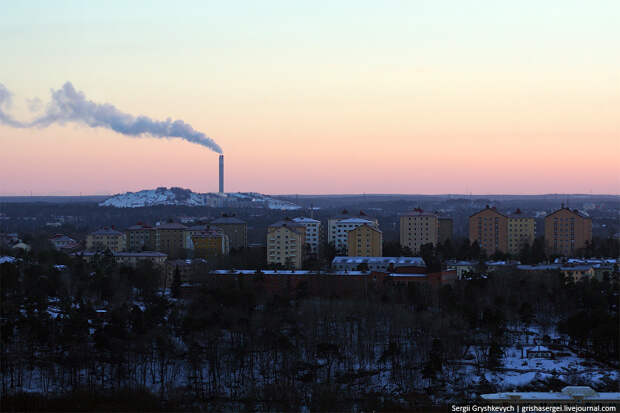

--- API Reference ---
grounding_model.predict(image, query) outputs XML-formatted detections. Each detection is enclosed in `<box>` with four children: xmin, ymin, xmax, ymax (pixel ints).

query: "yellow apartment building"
<box><xmin>400</xmin><ymin>209</ymin><xmax>439</xmax><ymax>253</ymax></box>
<box><xmin>267</xmin><ymin>221</ymin><xmax>306</xmax><ymax>269</ymax></box>
<box><xmin>348</xmin><ymin>224</ymin><xmax>382</xmax><ymax>257</ymax></box>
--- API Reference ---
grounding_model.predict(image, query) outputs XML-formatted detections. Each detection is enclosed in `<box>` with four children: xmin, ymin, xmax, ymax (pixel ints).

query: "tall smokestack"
<box><xmin>219</xmin><ymin>155</ymin><xmax>224</xmax><ymax>193</ymax></box>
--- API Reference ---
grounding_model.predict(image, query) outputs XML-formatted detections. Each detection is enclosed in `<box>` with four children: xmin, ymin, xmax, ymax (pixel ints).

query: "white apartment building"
<box><xmin>328</xmin><ymin>217</ymin><xmax>378</xmax><ymax>254</ymax></box>
<box><xmin>292</xmin><ymin>217</ymin><xmax>320</xmax><ymax>256</ymax></box>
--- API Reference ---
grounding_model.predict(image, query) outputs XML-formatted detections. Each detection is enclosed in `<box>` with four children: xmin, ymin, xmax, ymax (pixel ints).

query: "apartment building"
<box><xmin>155</xmin><ymin>222</ymin><xmax>187</xmax><ymax>256</ymax></box>
<box><xmin>438</xmin><ymin>218</ymin><xmax>453</xmax><ymax>243</ymax></box>
<box><xmin>347</xmin><ymin>224</ymin><xmax>382</xmax><ymax>257</ymax></box>
<box><xmin>125</xmin><ymin>223</ymin><xmax>156</xmax><ymax>251</ymax></box>
<box><xmin>210</xmin><ymin>216</ymin><xmax>247</xmax><ymax>250</ymax></box>
<box><xmin>86</xmin><ymin>228</ymin><xmax>126</xmax><ymax>252</ymax></box>
<box><xmin>267</xmin><ymin>220</ymin><xmax>306</xmax><ymax>269</ymax></box>
<box><xmin>327</xmin><ymin>211</ymin><xmax>378</xmax><ymax>252</ymax></box>
<box><xmin>49</xmin><ymin>234</ymin><xmax>78</xmax><ymax>251</ymax></box>
<box><xmin>191</xmin><ymin>228</ymin><xmax>230</xmax><ymax>258</ymax></box>
<box><xmin>469</xmin><ymin>206</ymin><xmax>508</xmax><ymax>256</ymax></box>
<box><xmin>507</xmin><ymin>209</ymin><xmax>536</xmax><ymax>255</ymax></box>
<box><xmin>329</xmin><ymin>216</ymin><xmax>379</xmax><ymax>254</ymax></box>
<box><xmin>399</xmin><ymin>209</ymin><xmax>439</xmax><ymax>253</ymax></box>
<box><xmin>292</xmin><ymin>217</ymin><xmax>321</xmax><ymax>257</ymax></box>
<box><xmin>544</xmin><ymin>207</ymin><xmax>592</xmax><ymax>256</ymax></box>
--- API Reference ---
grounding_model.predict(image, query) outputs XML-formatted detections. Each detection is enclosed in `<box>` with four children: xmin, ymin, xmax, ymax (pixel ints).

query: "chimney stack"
<box><xmin>219</xmin><ymin>155</ymin><xmax>224</xmax><ymax>193</ymax></box>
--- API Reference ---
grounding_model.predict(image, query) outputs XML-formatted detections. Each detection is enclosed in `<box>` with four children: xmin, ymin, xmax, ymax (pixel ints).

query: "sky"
<box><xmin>1</xmin><ymin>0</ymin><xmax>619</xmax><ymax>195</ymax></box>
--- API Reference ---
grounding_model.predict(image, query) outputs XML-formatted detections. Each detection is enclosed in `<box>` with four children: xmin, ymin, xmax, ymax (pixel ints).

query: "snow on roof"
<box><xmin>388</xmin><ymin>273</ymin><xmax>427</xmax><ymax>277</ymax></box>
<box><xmin>155</xmin><ymin>222</ymin><xmax>187</xmax><ymax>229</ymax></box>
<box><xmin>446</xmin><ymin>260</ymin><xmax>475</xmax><ymax>266</ymax></box>
<box><xmin>560</xmin><ymin>265</ymin><xmax>593</xmax><ymax>271</ymax></box>
<box><xmin>337</xmin><ymin>218</ymin><xmax>374</xmax><ymax>224</ymax></box>
<box><xmin>332</xmin><ymin>256</ymin><xmax>426</xmax><ymax>266</ymax></box>
<box><xmin>210</xmin><ymin>269</ymin><xmax>369</xmax><ymax>276</ymax></box>
<box><xmin>0</xmin><ymin>256</ymin><xmax>17</xmax><ymax>264</ymax></box>
<box><xmin>517</xmin><ymin>264</ymin><xmax>561</xmax><ymax>271</ymax></box>
<box><xmin>292</xmin><ymin>217</ymin><xmax>320</xmax><ymax>223</ymax></box>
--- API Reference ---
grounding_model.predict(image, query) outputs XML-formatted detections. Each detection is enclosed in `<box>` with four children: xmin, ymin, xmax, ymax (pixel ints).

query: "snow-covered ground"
<box><xmin>99</xmin><ymin>187</ymin><xmax>301</xmax><ymax>210</ymax></box>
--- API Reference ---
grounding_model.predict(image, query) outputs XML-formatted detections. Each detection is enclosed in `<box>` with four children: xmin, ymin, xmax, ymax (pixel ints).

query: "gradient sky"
<box><xmin>1</xmin><ymin>0</ymin><xmax>619</xmax><ymax>195</ymax></box>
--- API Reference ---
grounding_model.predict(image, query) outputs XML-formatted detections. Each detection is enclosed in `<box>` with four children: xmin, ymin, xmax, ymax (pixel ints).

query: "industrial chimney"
<box><xmin>219</xmin><ymin>155</ymin><xmax>224</xmax><ymax>193</ymax></box>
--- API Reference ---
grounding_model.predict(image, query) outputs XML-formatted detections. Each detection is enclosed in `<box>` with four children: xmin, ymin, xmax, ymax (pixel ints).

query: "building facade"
<box><xmin>438</xmin><ymin>218</ymin><xmax>453</xmax><ymax>244</ymax></box>
<box><xmin>210</xmin><ymin>216</ymin><xmax>247</xmax><ymax>250</ymax></box>
<box><xmin>469</xmin><ymin>207</ymin><xmax>508</xmax><ymax>256</ymax></box>
<box><xmin>86</xmin><ymin>228</ymin><xmax>126</xmax><ymax>252</ymax></box>
<box><xmin>49</xmin><ymin>234</ymin><xmax>78</xmax><ymax>251</ymax></box>
<box><xmin>154</xmin><ymin>222</ymin><xmax>187</xmax><ymax>256</ymax></box>
<box><xmin>399</xmin><ymin>209</ymin><xmax>439</xmax><ymax>253</ymax></box>
<box><xmin>267</xmin><ymin>221</ymin><xmax>306</xmax><ymax>269</ymax></box>
<box><xmin>191</xmin><ymin>228</ymin><xmax>230</xmax><ymax>258</ymax></box>
<box><xmin>292</xmin><ymin>217</ymin><xmax>321</xmax><ymax>257</ymax></box>
<box><xmin>329</xmin><ymin>217</ymin><xmax>378</xmax><ymax>255</ymax></box>
<box><xmin>327</xmin><ymin>211</ymin><xmax>378</xmax><ymax>252</ymax></box>
<box><xmin>507</xmin><ymin>209</ymin><xmax>536</xmax><ymax>255</ymax></box>
<box><xmin>125</xmin><ymin>223</ymin><xmax>156</xmax><ymax>251</ymax></box>
<box><xmin>544</xmin><ymin>207</ymin><xmax>592</xmax><ymax>256</ymax></box>
<box><xmin>348</xmin><ymin>224</ymin><xmax>382</xmax><ymax>257</ymax></box>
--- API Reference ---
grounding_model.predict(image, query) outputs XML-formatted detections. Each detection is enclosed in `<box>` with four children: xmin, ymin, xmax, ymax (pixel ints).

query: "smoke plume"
<box><xmin>0</xmin><ymin>82</ymin><xmax>223</xmax><ymax>154</ymax></box>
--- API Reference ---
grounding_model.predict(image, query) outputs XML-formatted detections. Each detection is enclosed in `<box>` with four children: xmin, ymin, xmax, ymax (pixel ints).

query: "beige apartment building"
<box><xmin>192</xmin><ymin>228</ymin><xmax>230</xmax><ymax>258</ymax></box>
<box><xmin>348</xmin><ymin>224</ymin><xmax>382</xmax><ymax>257</ymax></box>
<box><xmin>125</xmin><ymin>223</ymin><xmax>156</xmax><ymax>251</ymax></box>
<box><xmin>155</xmin><ymin>222</ymin><xmax>187</xmax><ymax>257</ymax></box>
<box><xmin>86</xmin><ymin>228</ymin><xmax>126</xmax><ymax>252</ymax></box>
<box><xmin>267</xmin><ymin>220</ymin><xmax>306</xmax><ymax>269</ymax></box>
<box><xmin>469</xmin><ymin>207</ymin><xmax>508</xmax><ymax>256</ymax></box>
<box><xmin>507</xmin><ymin>209</ymin><xmax>536</xmax><ymax>255</ymax></box>
<box><xmin>400</xmin><ymin>209</ymin><xmax>439</xmax><ymax>253</ymax></box>
<box><xmin>210</xmin><ymin>216</ymin><xmax>247</xmax><ymax>250</ymax></box>
<box><xmin>544</xmin><ymin>207</ymin><xmax>592</xmax><ymax>256</ymax></box>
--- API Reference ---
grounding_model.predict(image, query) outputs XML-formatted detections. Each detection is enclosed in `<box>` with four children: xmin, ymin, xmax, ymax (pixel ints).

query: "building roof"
<box><xmin>560</xmin><ymin>265</ymin><xmax>593</xmax><ymax>271</ymax></box>
<box><xmin>349</xmin><ymin>223</ymin><xmax>382</xmax><ymax>234</ymax></box>
<box><xmin>332</xmin><ymin>256</ymin><xmax>426</xmax><ymax>267</ymax></box>
<box><xmin>210</xmin><ymin>269</ymin><xmax>370</xmax><ymax>276</ymax></box>
<box><xmin>469</xmin><ymin>206</ymin><xmax>507</xmax><ymax>218</ymax></box>
<box><xmin>115</xmin><ymin>252</ymin><xmax>168</xmax><ymax>257</ymax></box>
<box><xmin>91</xmin><ymin>228</ymin><xmax>124</xmax><ymax>236</ymax></box>
<box><xmin>400</xmin><ymin>208</ymin><xmax>438</xmax><ymax>217</ymax></box>
<box><xmin>211</xmin><ymin>216</ymin><xmax>246</xmax><ymax>224</ymax></box>
<box><xmin>269</xmin><ymin>220</ymin><xmax>305</xmax><ymax>229</ymax></box>
<box><xmin>75</xmin><ymin>251</ymin><xmax>167</xmax><ymax>258</ymax></box>
<box><xmin>126</xmin><ymin>223</ymin><xmax>153</xmax><ymax>230</ymax></box>
<box><xmin>517</xmin><ymin>264</ymin><xmax>561</xmax><ymax>271</ymax></box>
<box><xmin>338</xmin><ymin>217</ymin><xmax>375</xmax><ymax>224</ymax></box>
<box><xmin>446</xmin><ymin>260</ymin><xmax>476</xmax><ymax>267</ymax></box>
<box><xmin>545</xmin><ymin>207</ymin><xmax>590</xmax><ymax>219</ymax></box>
<box><xmin>155</xmin><ymin>222</ymin><xmax>187</xmax><ymax>230</ymax></box>
<box><xmin>292</xmin><ymin>217</ymin><xmax>320</xmax><ymax>224</ymax></box>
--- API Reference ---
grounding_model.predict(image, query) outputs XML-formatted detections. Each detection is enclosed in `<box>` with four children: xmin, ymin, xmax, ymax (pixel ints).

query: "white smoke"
<box><xmin>0</xmin><ymin>82</ymin><xmax>223</xmax><ymax>154</ymax></box>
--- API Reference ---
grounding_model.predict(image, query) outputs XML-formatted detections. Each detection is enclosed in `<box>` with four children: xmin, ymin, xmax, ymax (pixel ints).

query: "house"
<box><xmin>49</xmin><ymin>234</ymin><xmax>79</xmax><ymax>250</ymax></box>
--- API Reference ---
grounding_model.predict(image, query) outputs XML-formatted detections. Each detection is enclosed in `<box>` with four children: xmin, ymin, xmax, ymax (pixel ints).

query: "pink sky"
<box><xmin>1</xmin><ymin>2</ymin><xmax>619</xmax><ymax>195</ymax></box>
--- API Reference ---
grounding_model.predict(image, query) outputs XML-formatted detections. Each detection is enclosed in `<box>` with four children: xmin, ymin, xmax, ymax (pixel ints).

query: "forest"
<box><xmin>1</xmin><ymin>248</ymin><xmax>618</xmax><ymax>411</ymax></box>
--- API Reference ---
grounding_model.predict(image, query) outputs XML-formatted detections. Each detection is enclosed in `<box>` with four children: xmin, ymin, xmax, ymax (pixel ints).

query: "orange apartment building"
<box><xmin>544</xmin><ymin>207</ymin><xmax>592</xmax><ymax>256</ymax></box>
<box><xmin>469</xmin><ymin>206</ymin><xmax>508</xmax><ymax>256</ymax></box>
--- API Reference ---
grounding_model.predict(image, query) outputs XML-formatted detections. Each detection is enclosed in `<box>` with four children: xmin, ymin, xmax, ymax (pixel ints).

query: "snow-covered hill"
<box><xmin>99</xmin><ymin>187</ymin><xmax>301</xmax><ymax>210</ymax></box>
